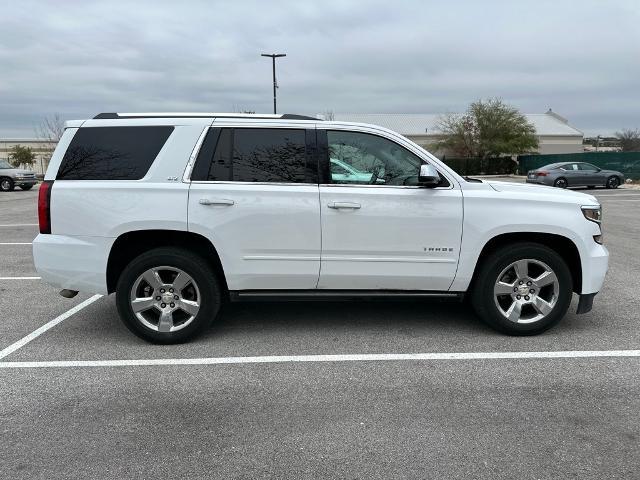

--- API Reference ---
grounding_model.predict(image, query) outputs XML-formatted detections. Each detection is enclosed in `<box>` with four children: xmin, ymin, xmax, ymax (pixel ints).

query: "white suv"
<box><xmin>33</xmin><ymin>113</ymin><xmax>609</xmax><ymax>343</ymax></box>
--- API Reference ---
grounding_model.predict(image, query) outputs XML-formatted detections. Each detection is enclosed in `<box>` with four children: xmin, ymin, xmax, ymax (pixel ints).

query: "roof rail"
<box><xmin>93</xmin><ymin>112</ymin><xmax>320</xmax><ymax>121</ymax></box>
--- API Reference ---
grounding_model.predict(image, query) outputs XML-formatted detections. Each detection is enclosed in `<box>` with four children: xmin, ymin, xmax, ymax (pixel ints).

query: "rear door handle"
<box><xmin>199</xmin><ymin>198</ymin><xmax>234</xmax><ymax>206</ymax></box>
<box><xmin>327</xmin><ymin>201</ymin><xmax>361</xmax><ymax>210</ymax></box>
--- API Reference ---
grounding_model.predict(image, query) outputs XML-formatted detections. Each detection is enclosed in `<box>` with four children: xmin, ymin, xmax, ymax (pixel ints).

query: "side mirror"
<box><xmin>418</xmin><ymin>164</ymin><xmax>440</xmax><ymax>187</ymax></box>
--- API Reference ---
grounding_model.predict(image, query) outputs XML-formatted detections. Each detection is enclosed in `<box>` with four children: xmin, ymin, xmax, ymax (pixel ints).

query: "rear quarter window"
<box><xmin>56</xmin><ymin>126</ymin><xmax>173</xmax><ymax>180</ymax></box>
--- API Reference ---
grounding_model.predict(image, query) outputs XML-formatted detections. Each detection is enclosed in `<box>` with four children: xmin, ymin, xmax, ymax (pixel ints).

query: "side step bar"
<box><xmin>230</xmin><ymin>290</ymin><xmax>464</xmax><ymax>302</ymax></box>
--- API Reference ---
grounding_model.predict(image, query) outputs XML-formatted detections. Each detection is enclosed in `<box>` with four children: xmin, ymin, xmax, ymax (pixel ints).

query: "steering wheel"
<box><xmin>369</xmin><ymin>165</ymin><xmax>381</xmax><ymax>185</ymax></box>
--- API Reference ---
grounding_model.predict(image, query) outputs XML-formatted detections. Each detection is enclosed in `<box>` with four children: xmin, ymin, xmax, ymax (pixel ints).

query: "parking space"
<box><xmin>1</xmin><ymin>185</ymin><xmax>639</xmax><ymax>477</ymax></box>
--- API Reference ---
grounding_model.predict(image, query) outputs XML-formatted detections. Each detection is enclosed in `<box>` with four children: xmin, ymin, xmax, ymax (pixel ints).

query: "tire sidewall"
<box><xmin>116</xmin><ymin>248</ymin><xmax>221</xmax><ymax>344</ymax></box>
<box><xmin>472</xmin><ymin>244</ymin><xmax>573</xmax><ymax>335</ymax></box>
<box><xmin>606</xmin><ymin>176</ymin><xmax>619</xmax><ymax>189</ymax></box>
<box><xmin>0</xmin><ymin>178</ymin><xmax>14</xmax><ymax>192</ymax></box>
<box><xmin>554</xmin><ymin>178</ymin><xmax>567</xmax><ymax>188</ymax></box>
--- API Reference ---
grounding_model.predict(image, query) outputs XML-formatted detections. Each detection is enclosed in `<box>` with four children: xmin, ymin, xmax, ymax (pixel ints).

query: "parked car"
<box><xmin>33</xmin><ymin>112</ymin><xmax>608</xmax><ymax>343</ymax></box>
<box><xmin>526</xmin><ymin>162</ymin><xmax>624</xmax><ymax>189</ymax></box>
<box><xmin>0</xmin><ymin>159</ymin><xmax>38</xmax><ymax>191</ymax></box>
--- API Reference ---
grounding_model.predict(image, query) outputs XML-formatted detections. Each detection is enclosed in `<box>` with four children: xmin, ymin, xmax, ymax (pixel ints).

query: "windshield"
<box><xmin>0</xmin><ymin>159</ymin><xmax>13</xmax><ymax>169</ymax></box>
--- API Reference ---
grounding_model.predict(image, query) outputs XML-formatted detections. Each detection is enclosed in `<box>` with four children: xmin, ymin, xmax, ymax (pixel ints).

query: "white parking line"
<box><xmin>1</xmin><ymin>349</ymin><xmax>639</xmax><ymax>369</ymax></box>
<box><xmin>0</xmin><ymin>242</ymin><xmax>32</xmax><ymax>245</ymax></box>
<box><xmin>0</xmin><ymin>294</ymin><xmax>102</xmax><ymax>360</ymax></box>
<box><xmin>0</xmin><ymin>276</ymin><xmax>41</xmax><ymax>280</ymax></box>
<box><xmin>595</xmin><ymin>194</ymin><xmax>640</xmax><ymax>197</ymax></box>
<box><xmin>0</xmin><ymin>224</ymin><xmax>38</xmax><ymax>227</ymax></box>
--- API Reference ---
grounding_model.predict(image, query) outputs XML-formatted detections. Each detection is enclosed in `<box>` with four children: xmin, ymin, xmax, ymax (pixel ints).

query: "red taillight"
<box><xmin>38</xmin><ymin>180</ymin><xmax>53</xmax><ymax>234</ymax></box>
<box><xmin>536</xmin><ymin>171</ymin><xmax>549</xmax><ymax>176</ymax></box>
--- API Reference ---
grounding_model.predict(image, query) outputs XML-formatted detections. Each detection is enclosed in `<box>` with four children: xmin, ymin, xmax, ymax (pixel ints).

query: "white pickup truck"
<box><xmin>33</xmin><ymin>112</ymin><xmax>608</xmax><ymax>343</ymax></box>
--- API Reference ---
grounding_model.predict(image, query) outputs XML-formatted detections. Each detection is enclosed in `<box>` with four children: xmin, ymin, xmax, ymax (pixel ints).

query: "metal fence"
<box><xmin>518</xmin><ymin>152</ymin><xmax>640</xmax><ymax>179</ymax></box>
<box><xmin>441</xmin><ymin>157</ymin><xmax>518</xmax><ymax>176</ymax></box>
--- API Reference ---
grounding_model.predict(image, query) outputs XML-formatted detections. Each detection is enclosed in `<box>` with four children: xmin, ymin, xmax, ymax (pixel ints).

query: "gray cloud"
<box><xmin>0</xmin><ymin>0</ymin><xmax>638</xmax><ymax>137</ymax></box>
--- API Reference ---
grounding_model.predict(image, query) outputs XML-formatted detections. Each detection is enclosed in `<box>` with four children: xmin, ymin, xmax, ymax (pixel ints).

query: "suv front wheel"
<box><xmin>116</xmin><ymin>247</ymin><xmax>221</xmax><ymax>343</ymax></box>
<box><xmin>471</xmin><ymin>243</ymin><xmax>573</xmax><ymax>335</ymax></box>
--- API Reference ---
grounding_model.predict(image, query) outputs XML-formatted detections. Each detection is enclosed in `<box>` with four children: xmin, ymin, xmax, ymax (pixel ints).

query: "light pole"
<box><xmin>261</xmin><ymin>53</ymin><xmax>286</xmax><ymax>114</ymax></box>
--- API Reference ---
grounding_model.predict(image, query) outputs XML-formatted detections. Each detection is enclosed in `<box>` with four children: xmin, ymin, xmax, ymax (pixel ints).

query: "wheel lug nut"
<box><xmin>161</xmin><ymin>303</ymin><xmax>166</xmax><ymax>308</ymax></box>
<box><xmin>169</xmin><ymin>288</ymin><xmax>174</xmax><ymax>293</ymax></box>
<box><xmin>516</xmin><ymin>295</ymin><xmax>521</xmax><ymax>299</ymax></box>
<box><xmin>527</xmin><ymin>281</ymin><xmax>532</xmax><ymax>286</ymax></box>
<box><xmin>174</xmin><ymin>295</ymin><xmax>179</xmax><ymax>300</ymax></box>
<box><xmin>525</xmin><ymin>295</ymin><xmax>530</xmax><ymax>301</ymax></box>
<box><xmin>155</xmin><ymin>296</ymin><xmax>161</xmax><ymax>301</ymax></box>
<box><xmin>513</xmin><ymin>287</ymin><xmax>518</xmax><ymax>292</ymax></box>
<box><xmin>529</xmin><ymin>289</ymin><xmax>535</xmax><ymax>294</ymax></box>
<box><xmin>518</xmin><ymin>281</ymin><xmax>523</xmax><ymax>285</ymax></box>
<box><xmin>160</xmin><ymin>288</ymin><xmax>165</xmax><ymax>293</ymax></box>
<box><xmin>170</xmin><ymin>302</ymin><xmax>175</xmax><ymax>308</ymax></box>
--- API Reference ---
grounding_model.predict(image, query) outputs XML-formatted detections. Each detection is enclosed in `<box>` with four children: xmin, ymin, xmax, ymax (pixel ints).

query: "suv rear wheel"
<box><xmin>116</xmin><ymin>247</ymin><xmax>221</xmax><ymax>343</ymax></box>
<box><xmin>471</xmin><ymin>243</ymin><xmax>573</xmax><ymax>335</ymax></box>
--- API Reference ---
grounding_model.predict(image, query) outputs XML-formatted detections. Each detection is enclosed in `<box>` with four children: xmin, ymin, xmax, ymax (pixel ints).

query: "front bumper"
<box><xmin>14</xmin><ymin>179</ymin><xmax>37</xmax><ymax>187</ymax></box>
<box><xmin>580</xmin><ymin>242</ymin><xmax>609</xmax><ymax>295</ymax></box>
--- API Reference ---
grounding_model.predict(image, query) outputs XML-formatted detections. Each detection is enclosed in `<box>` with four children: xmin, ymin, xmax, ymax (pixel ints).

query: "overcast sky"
<box><xmin>1</xmin><ymin>0</ymin><xmax>638</xmax><ymax>137</ymax></box>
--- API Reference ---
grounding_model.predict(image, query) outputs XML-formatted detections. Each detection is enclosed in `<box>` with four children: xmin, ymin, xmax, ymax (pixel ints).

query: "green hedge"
<box><xmin>441</xmin><ymin>157</ymin><xmax>518</xmax><ymax>176</ymax></box>
<box><xmin>518</xmin><ymin>152</ymin><xmax>640</xmax><ymax>179</ymax></box>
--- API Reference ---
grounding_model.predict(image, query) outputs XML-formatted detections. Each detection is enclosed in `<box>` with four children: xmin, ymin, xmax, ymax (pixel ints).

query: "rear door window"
<box><xmin>192</xmin><ymin>128</ymin><xmax>315</xmax><ymax>183</ymax></box>
<box><xmin>57</xmin><ymin>126</ymin><xmax>173</xmax><ymax>180</ymax></box>
<box><xmin>578</xmin><ymin>163</ymin><xmax>598</xmax><ymax>171</ymax></box>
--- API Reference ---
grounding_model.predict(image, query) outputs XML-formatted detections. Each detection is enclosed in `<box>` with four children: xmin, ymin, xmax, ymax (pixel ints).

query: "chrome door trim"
<box><xmin>319</xmin><ymin>183</ymin><xmax>453</xmax><ymax>190</ymax></box>
<box><xmin>190</xmin><ymin>180</ymin><xmax>320</xmax><ymax>187</ymax></box>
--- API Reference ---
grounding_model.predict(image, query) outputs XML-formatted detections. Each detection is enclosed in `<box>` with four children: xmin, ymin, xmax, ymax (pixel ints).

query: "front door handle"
<box><xmin>199</xmin><ymin>198</ymin><xmax>235</xmax><ymax>206</ymax></box>
<box><xmin>327</xmin><ymin>201</ymin><xmax>361</xmax><ymax>210</ymax></box>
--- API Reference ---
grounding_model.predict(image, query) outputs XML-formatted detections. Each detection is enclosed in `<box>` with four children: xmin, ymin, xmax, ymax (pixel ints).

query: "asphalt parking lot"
<box><xmin>1</xmin><ymin>184</ymin><xmax>639</xmax><ymax>479</ymax></box>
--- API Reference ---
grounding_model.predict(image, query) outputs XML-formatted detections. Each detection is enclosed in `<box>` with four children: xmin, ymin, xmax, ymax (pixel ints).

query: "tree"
<box><xmin>35</xmin><ymin>113</ymin><xmax>65</xmax><ymax>171</ymax></box>
<box><xmin>8</xmin><ymin>145</ymin><xmax>36</xmax><ymax>168</ymax></box>
<box><xmin>432</xmin><ymin>98</ymin><xmax>539</xmax><ymax>158</ymax></box>
<box><xmin>321</xmin><ymin>110</ymin><xmax>335</xmax><ymax>121</ymax></box>
<box><xmin>615</xmin><ymin>128</ymin><xmax>640</xmax><ymax>152</ymax></box>
<box><xmin>36</xmin><ymin>113</ymin><xmax>65</xmax><ymax>143</ymax></box>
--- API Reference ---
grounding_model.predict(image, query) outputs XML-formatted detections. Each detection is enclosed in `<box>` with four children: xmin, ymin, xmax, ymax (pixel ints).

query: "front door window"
<box><xmin>327</xmin><ymin>130</ymin><xmax>424</xmax><ymax>186</ymax></box>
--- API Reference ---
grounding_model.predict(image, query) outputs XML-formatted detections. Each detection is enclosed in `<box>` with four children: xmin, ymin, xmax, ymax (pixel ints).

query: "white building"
<box><xmin>0</xmin><ymin>138</ymin><xmax>56</xmax><ymax>174</ymax></box>
<box><xmin>331</xmin><ymin>110</ymin><xmax>584</xmax><ymax>156</ymax></box>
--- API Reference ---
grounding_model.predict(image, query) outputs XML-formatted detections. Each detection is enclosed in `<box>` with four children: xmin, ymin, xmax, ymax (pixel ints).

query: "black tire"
<box><xmin>471</xmin><ymin>242</ymin><xmax>573</xmax><ymax>335</ymax></box>
<box><xmin>0</xmin><ymin>178</ymin><xmax>14</xmax><ymax>192</ymax></box>
<box><xmin>116</xmin><ymin>247</ymin><xmax>222</xmax><ymax>344</ymax></box>
<box><xmin>20</xmin><ymin>185</ymin><xmax>34</xmax><ymax>190</ymax></box>
<box><xmin>587</xmin><ymin>185</ymin><xmax>596</xmax><ymax>189</ymax></box>
<box><xmin>553</xmin><ymin>177</ymin><xmax>568</xmax><ymax>188</ymax></box>
<box><xmin>606</xmin><ymin>176</ymin><xmax>620</xmax><ymax>189</ymax></box>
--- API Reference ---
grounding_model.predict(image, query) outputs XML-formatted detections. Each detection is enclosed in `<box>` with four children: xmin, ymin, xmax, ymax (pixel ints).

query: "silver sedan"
<box><xmin>526</xmin><ymin>162</ymin><xmax>625</xmax><ymax>189</ymax></box>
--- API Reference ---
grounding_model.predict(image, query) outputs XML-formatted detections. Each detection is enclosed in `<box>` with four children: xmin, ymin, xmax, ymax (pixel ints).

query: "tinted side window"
<box><xmin>191</xmin><ymin>128</ymin><xmax>313</xmax><ymax>183</ymax></box>
<box><xmin>191</xmin><ymin>128</ymin><xmax>233</xmax><ymax>181</ymax></box>
<box><xmin>57</xmin><ymin>126</ymin><xmax>173</xmax><ymax>180</ymax></box>
<box><xmin>232</xmin><ymin>128</ymin><xmax>308</xmax><ymax>183</ymax></box>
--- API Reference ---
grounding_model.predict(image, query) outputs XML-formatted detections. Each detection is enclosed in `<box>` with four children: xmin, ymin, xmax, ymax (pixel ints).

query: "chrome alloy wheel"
<box><xmin>493</xmin><ymin>259</ymin><xmax>559</xmax><ymax>324</ymax></box>
<box><xmin>130</xmin><ymin>266</ymin><xmax>201</xmax><ymax>333</ymax></box>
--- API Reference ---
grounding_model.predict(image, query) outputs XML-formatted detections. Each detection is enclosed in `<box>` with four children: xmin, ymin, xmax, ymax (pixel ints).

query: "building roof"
<box><xmin>330</xmin><ymin>112</ymin><xmax>583</xmax><ymax>137</ymax></box>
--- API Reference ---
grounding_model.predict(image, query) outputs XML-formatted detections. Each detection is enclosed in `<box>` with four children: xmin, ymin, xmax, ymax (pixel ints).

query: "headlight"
<box><xmin>581</xmin><ymin>205</ymin><xmax>602</xmax><ymax>224</ymax></box>
<box><xmin>582</xmin><ymin>205</ymin><xmax>603</xmax><ymax>244</ymax></box>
